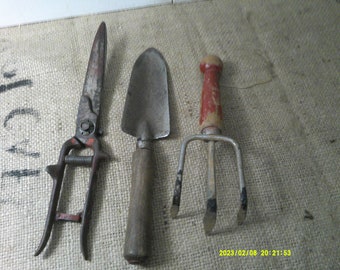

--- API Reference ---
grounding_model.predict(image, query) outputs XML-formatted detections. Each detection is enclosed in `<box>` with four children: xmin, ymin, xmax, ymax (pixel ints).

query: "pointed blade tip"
<box><xmin>170</xmin><ymin>205</ymin><xmax>179</xmax><ymax>218</ymax></box>
<box><xmin>237</xmin><ymin>208</ymin><xmax>247</xmax><ymax>225</ymax></box>
<box><xmin>97</xmin><ymin>22</ymin><xmax>107</xmax><ymax>39</ymax></box>
<box><xmin>203</xmin><ymin>211</ymin><xmax>216</xmax><ymax>234</ymax></box>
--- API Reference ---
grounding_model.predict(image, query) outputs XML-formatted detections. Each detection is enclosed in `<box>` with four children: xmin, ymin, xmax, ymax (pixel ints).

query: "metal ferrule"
<box><xmin>136</xmin><ymin>139</ymin><xmax>153</xmax><ymax>150</ymax></box>
<box><xmin>201</xmin><ymin>126</ymin><xmax>221</xmax><ymax>136</ymax></box>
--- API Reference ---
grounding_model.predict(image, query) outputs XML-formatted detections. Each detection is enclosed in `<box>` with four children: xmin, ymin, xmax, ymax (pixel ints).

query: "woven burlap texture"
<box><xmin>0</xmin><ymin>0</ymin><xmax>339</xmax><ymax>269</ymax></box>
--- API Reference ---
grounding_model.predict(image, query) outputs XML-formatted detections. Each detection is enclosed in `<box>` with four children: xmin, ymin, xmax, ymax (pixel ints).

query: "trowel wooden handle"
<box><xmin>124</xmin><ymin>147</ymin><xmax>153</xmax><ymax>264</ymax></box>
<box><xmin>199</xmin><ymin>55</ymin><xmax>223</xmax><ymax>132</ymax></box>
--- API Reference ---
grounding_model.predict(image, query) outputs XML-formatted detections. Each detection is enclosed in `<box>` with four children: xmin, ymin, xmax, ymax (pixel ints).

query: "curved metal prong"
<box><xmin>203</xmin><ymin>141</ymin><xmax>217</xmax><ymax>234</ymax></box>
<box><xmin>170</xmin><ymin>135</ymin><xmax>202</xmax><ymax>218</ymax></box>
<box><xmin>35</xmin><ymin>138</ymin><xmax>81</xmax><ymax>256</ymax></box>
<box><xmin>170</xmin><ymin>134</ymin><xmax>247</xmax><ymax>225</ymax></box>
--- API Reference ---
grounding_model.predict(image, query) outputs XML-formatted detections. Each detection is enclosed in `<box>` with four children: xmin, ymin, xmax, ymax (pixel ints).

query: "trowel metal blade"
<box><xmin>121</xmin><ymin>48</ymin><xmax>169</xmax><ymax>141</ymax></box>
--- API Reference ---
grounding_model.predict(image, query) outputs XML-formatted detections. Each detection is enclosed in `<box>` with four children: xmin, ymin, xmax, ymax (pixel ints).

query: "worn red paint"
<box><xmin>86</xmin><ymin>137</ymin><xmax>95</xmax><ymax>147</ymax></box>
<box><xmin>199</xmin><ymin>63</ymin><xmax>223</xmax><ymax>131</ymax></box>
<box><xmin>55</xmin><ymin>212</ymin><xmax>82</xmax><ymax>223</ymax></box>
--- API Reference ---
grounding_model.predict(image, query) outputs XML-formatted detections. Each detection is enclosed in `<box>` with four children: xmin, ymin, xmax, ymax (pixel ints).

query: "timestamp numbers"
<box><xmin>261</xmin><ymin>249</ymin><xmax>291</xmax><ymax>257</ymax></box>
<box><xmin>219</xmin><ymin>249</ymin><xmax>291</xmax><ymax>257</ymax></box>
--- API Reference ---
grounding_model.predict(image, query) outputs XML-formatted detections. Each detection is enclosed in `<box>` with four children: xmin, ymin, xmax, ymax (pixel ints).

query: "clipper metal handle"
<box><xmin>34</xmin><ymin>136</ymin><xmax>109</xmax><ymax>260</ymax></box>
<box><xmin>170</xmin><ymin>55</ymin><xmax>247</xmax><ymax>234</ymax></box>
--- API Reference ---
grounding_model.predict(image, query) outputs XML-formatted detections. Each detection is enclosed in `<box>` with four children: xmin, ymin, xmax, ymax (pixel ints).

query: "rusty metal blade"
<box><xmin>121</xmin><ymin>48</ymin><xmax>169</xmax><ymax>141</ymax></box>
<box><xmin>76</xmin><ymin>22</ymin><xmax>107</xmax><ymax>124</ymax></box>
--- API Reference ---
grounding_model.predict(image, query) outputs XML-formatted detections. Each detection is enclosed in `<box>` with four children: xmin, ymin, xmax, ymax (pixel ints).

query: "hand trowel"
<box><xmin>121</xmin><ymin>48</ymin><xmax>169</xmax><ymax>264</ymax></box>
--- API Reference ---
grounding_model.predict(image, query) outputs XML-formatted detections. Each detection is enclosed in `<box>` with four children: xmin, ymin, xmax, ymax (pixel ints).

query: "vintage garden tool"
<box><xmin>121</xmin><ymin>48</ymin><xmax>169</xmax><ymax>264</ymax></box>
<box><xmin>35</xmin><ymin>22</ymin><xmax>109</xmax><ymax>260</ymax></box>
<box><xmin>170</xmin><ymin>55</ymin><xmax>247</xmax><ymax>234</ymax></box>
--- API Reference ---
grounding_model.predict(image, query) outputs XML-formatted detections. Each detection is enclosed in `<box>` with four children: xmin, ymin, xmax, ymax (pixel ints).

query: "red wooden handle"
<box><xmin>199</xmin><ymin>55</ymin><xmax>223</xmax><ymax>132</ymax></box>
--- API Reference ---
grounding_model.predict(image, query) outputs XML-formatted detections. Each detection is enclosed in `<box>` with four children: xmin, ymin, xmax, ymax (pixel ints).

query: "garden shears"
<box><xmin>35</xmin><ymin>22</ymin><xmax>109</xmax><ymax>260</ymax></box>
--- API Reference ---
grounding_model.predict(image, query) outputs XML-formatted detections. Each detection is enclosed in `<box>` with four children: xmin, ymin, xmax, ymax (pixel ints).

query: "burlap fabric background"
<box><xmin>0</xmin><ymin>0</ymin><xmax>339</xmax><ymax>269</ymax></box>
